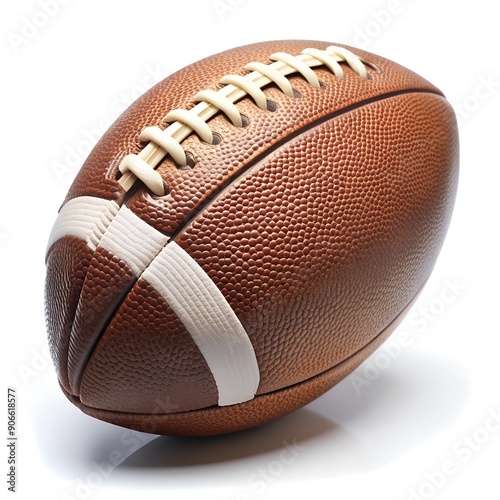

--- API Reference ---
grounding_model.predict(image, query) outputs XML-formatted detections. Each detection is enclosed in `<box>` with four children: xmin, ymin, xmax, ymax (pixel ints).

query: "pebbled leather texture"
<box><xmin>64</xmin><ymin>290</ymin><xmax>421</xmax><ymax>436</ymax></box>
<box><xmin>45</xmin><ymin>40</ymin><xmax>459</xmax><ymax>435</ymax></box>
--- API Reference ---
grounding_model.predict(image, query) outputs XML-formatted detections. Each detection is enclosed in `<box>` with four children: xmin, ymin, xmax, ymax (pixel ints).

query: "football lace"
<box><xmin>118</xmin><ymin>46</ymin><xmax>376</xmax><ymax>196</ymax></box>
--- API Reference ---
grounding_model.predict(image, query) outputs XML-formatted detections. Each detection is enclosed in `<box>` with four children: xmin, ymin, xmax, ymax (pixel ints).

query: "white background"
<box><xmin>2</xmin><ymin>1</ymin><xmax>499</xmax><ymax>499</ymax></box>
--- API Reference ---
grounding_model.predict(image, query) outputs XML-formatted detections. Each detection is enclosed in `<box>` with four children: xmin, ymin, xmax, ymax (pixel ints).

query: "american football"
<box><xmin>45</xmin><ymin>40</ymin><xmax>459</xmax><ymax>436</ymax></box>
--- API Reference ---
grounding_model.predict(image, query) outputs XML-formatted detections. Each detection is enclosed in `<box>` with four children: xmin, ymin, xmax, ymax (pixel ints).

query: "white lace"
<box><xmin>118</xmin><ymin>46</ymin><xmax>375</xmax><ymax>196</ymax></box>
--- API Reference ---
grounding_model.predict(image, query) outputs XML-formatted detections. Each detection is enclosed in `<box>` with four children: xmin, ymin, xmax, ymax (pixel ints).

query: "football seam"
<box><xmin>168</xmin><ymin>87</ymin><xmax>445</xmax><ymax>241</ymax></box>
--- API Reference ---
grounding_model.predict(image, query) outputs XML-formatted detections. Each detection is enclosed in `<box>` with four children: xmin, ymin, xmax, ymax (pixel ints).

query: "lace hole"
<box><xmin>293</xmin><ymin>89</ymin><xmax>302</xmax><ymax>99</ymax></box>
<box><xmin>240</xmin><ymin>115</ymin><xmax>250</xmax><ymax>127</ymax></box>
<box><xmin>319</xmin><ymin>81</ymin><xmax>327</xmax><ymax>89</ymax></box>
<box><xmin>149</xmin><ymin>180</ymin><xmax>170</xmax><ymax>199</ymax></box>
<box><xmin>212</xmin><ymin>133</ymin><xmax>222</xmax><ymax>145</ymax></box>
<box><xmin>266</xmin><ymin>100</ymin><xmax>277</xmax><ymax>112</ymax></box>
<box><xmin>177</xmin><ymin>152</ymin><xmax>196</xmax><ymax>171</ymax></box>
<box><xmin>365</xmin><ymin>60</ymin><xmax>383</xmax><ymax>74</ymax></box>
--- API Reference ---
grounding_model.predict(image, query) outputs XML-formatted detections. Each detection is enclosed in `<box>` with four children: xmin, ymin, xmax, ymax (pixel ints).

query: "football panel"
<box><xmin>66</xmin><ymin>246</ymin><xmax>136</xmax><ymax>394</ymax></box>
<box><xmin>173</xmin><ymin>91</ymin><xmax>458</xmax><ymax>396</ymax></box>
<box><xmin>67</xmin><ymin>289</ymin><xmax>419</xmax><ymax>436</ymax></box>
<box><xmin>65</xmin><ymin>205</ymin><xmax>170</xmax><ymax>393</ymax></box>
<box><xmin>45</xmin><ymin>236</ymin><xmax>93</xmax><ymax>392</ymax></box>
<box><xmin>79</xmin><ymin>280</ymin><xmax>219</xmax><ymax>413</ymax></box>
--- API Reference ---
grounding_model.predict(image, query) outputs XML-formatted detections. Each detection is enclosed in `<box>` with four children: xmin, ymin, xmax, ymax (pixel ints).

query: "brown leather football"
<box><xmin>45</xmin><ymin>40</ymin><xmax>459</xmax><ymax>436</ymax></box>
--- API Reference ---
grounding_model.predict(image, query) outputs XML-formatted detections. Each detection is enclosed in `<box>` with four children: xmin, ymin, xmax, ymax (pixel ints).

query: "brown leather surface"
<box><xmin>67</xmin><ymin>247</ymin><xmax>135</xmax><ymax>394</ymax></box>
<box><xmin>45</xmin><ymin>236</ymin><xmax>92</xmax><ymax>393</ymax></box>
<box><xmin>174</xmin><ymin>92</ymin><xmax>458</xmax><ymax>395</ymax></box>
<box><xmin>78</xmin><ymin>91</ymin><xmax>458</xmax><ymax>416</ymax></box>
<box><xmin>66</xmin><ymin>290</ymin><xmax>418</xmax><ymax>436</ymax></box>
<box><xmin>128</xmin><ymin>40</ymin><xmax>443</xmax><ymax>235</ymax></box>
<box><xmin>45</xmin><ymin>40</ymin><xmax>459</xmax><ymax>435</ymax></box>
<box><xmin>79</xmin><ymin>280</ymin><xmax>218</xmax><ymax>413</ymax></box>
